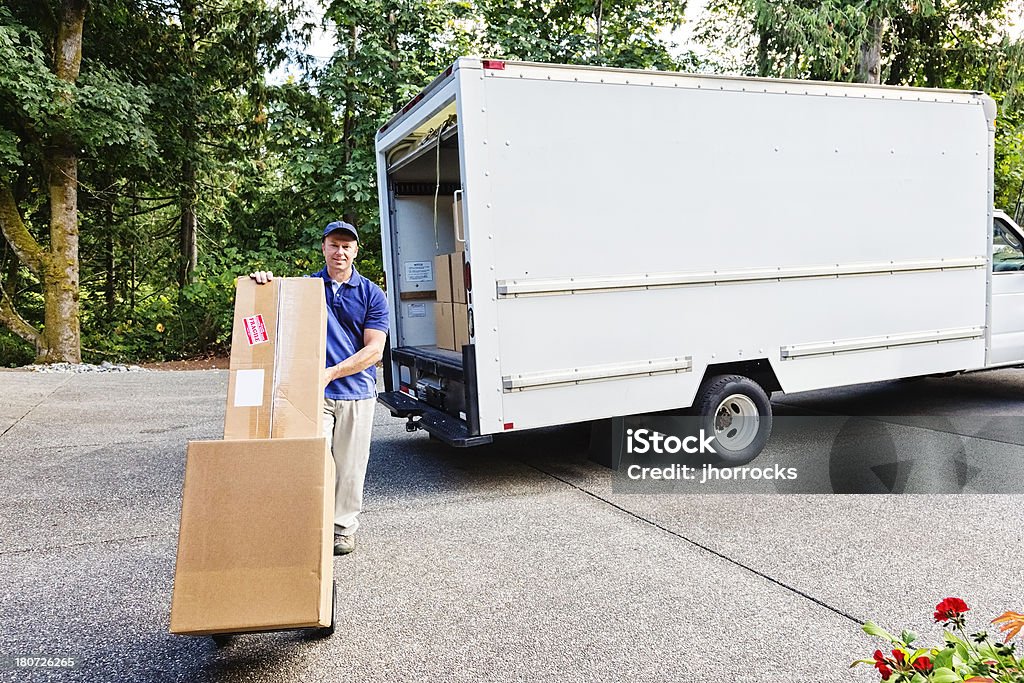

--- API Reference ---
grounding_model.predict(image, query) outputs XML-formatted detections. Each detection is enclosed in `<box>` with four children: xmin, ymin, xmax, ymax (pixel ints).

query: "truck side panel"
<box><xmin>472</xmin><ymin>66</ymin><xmax>990</xmax><ymax>433</ymax></box>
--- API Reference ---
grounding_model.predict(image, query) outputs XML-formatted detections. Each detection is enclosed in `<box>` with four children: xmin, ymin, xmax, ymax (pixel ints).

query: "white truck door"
<box><xmin>989</xmin><ymin>212</ymin><xmax>1024</xmax><ymax>364</ymax></box>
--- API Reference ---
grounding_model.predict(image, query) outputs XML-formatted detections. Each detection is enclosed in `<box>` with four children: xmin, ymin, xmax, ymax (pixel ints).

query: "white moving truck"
<box><xmin>374</xmin><ymin>57</ymin><xmax>1024</xmax><ymax>465</ymax></box>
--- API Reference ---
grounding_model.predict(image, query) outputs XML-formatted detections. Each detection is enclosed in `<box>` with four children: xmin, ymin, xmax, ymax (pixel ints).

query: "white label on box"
<box><xmin>233</xmin><ymin>369</ymin><xmax>265</xmax><ymax>407</ymax></box>
<box><xmin>404</xmin><ymin>261</ymin><xmax>433</xmax><ymax>283</ymax></box>
<box><xmin>406</xmin><ymin>303</ymin><xmax>427</xmax><ymax>318</ymax></box>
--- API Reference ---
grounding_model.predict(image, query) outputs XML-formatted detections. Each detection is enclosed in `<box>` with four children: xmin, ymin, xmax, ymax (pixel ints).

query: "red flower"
<box><xmin>934</xmin><ymin>597</ymin><xmax>970</xmax><ymax>624</ymax></box>
<box><xmin>913</xmin><ymin>656</ymin><xmax>933</xmax><ymax>673</ymax></box>
<box><xmin>873</xmin><ymin>650</ymin><xmax>894</xmax><ymax>679</ymax></box>
<box><xmin>892</xmin><ymin>649</ymin><xmax>906</xmax><ymax>666</ymax></box>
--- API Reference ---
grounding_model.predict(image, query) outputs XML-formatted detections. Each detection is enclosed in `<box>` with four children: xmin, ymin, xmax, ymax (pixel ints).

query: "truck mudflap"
<box><xmin>377</xmin><ymin>391</ymin><xmax>493</xmax><ymax>447</ymax></box>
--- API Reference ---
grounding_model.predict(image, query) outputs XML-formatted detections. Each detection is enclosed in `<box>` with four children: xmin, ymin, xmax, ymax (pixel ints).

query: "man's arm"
<box><xmin>324</xmin><ymin>328</ymin><xmax>386</xmax><ymax>387</ymax></box>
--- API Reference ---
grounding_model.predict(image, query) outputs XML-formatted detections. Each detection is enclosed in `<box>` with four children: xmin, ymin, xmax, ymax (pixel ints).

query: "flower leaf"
<box><xmin>909</xmin><ymin>648</ymin><xmax>932</xmax><ymax>662</ymax></box>
<box><xmin>930</xmin><ymin>667</ymin><xmax>962</xmax><ymax>683</ymax></box>
<box><xmin>901</xmin><ymin>630</ymin><xmax>919</xmax><ymax>645</ymax></box>
<box><xmin>931</xmin><ymin>649</ymin><xmax>955</xmax><ymax>670</ymax></box>
<box><xmin>864</xmin><ymin>621</ymin><xmax>898</xmax><ymax>642</ymax></box>
<box><xmin>944</xmin><ymin>631</ymin><xmax>969</xmax><ymax>649</ymax></box>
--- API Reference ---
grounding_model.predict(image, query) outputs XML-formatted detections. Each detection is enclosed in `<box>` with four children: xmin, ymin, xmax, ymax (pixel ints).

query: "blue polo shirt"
<box><xmin>311</xmin><ymin>266</ymin><xmax>389</xmax><ymax>400</ymax></box>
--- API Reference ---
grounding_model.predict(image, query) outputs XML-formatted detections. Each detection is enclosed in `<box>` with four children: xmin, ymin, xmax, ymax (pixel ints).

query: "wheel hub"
<box><xmin>713</xmin><ymin>393</ymin><xmax>760</xmax><ymax>451</ymax></box>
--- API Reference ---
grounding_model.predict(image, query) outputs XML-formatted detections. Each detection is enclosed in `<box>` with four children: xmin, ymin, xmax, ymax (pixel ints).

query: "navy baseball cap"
<box><xmin>323</xmin><ymin>220</ymin><xmax>358</xmax><ymax>241</ymax></box>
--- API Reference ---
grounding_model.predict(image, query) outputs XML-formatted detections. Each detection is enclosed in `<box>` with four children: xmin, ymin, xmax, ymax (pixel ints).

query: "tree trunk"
<box><xmin>43</xmin><ymin>149</ymin><xmax>81</xmax><ymax>363</ymax></box>
<box><xmin>179</xmin><ymin>159</ymin><xmax>197</xmax><ymax>287</ymax></box>
<box><xmin>178</xmin><ymin>0</ymin><xmax>198</xmax><ymax>288</ymax></box>
<box><xmin>756</xmin><ymin>31</ymin><xmax>770</xmax><ymax>78</ymax></box>
<box><xmin>39</xmin><ymin>0</ymin><xmax>88</xmax><ymax>363</ymax></box>
<box><xmin>856</xmin><ymin>15</ymin><xmax>883</xmax><ymax>84</ymax></box>
<box><xmin>0</xmin><ymin>185</ymin><xmax>46</xmax><ymax>357</ymax></box>
<box><xmin>344</xmin><ymin>24</ymin><xmax>358</xmax><ymax>170</ymax></box>
<box><xmin>105</xmin><ymin>204</ymin><xmax>115</xmax><ymax>318</ymax></box>
<box><xmin>129</xmin><ymin>189</ymin><xmax>137</xmax><ymax>316</ymax></box>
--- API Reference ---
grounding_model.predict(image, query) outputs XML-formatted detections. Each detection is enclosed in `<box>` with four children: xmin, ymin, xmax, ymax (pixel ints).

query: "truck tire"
<box><xmin>694</xmin><ymin>375</ymin><xmax>772</xmax><ymax>467</ymax></box>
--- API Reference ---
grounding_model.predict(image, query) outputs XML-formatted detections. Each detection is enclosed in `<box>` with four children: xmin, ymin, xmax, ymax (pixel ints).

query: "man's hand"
<box><xmin>249</xmin><ymin>271</ymin><xmax>274</xmax><ymax>284</ymax></box>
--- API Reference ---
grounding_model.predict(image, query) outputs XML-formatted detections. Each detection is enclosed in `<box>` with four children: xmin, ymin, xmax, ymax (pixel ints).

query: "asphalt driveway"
<box><xmin>1</xmin><ymin>368</ymin><xmax>1021</xmax><ymax>682</ymax></box>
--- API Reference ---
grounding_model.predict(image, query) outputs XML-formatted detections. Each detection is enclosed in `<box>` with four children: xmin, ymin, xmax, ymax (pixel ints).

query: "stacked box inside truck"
<box><xmin>434</xmin><ymin>250</ymin><xmax>469</xmax><ymax>352</ymax></box>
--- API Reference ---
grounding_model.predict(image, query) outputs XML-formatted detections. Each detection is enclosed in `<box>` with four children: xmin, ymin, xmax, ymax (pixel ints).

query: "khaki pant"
<box><xmin>322</xmin><ymin>396</ymin><xmax>375</xmax><ymax>536</ymax></box>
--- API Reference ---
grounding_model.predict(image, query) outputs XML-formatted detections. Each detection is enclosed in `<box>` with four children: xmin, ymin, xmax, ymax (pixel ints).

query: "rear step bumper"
<box><xmin>378</xmin><ymin>391</ymin><xmax>493</xmax><ymax>447</ymax></box>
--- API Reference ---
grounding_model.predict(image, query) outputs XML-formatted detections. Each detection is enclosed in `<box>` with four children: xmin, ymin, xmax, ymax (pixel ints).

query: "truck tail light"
<box><xmin>482</xmin><ymin>60</ymin><xmax>506</xmax><ymax>70</ymax></box>
<box><xmin>400</xmin><ymin>93</ymin><xmax>424</xmax><ymax>116</ymax></box>
<box><xmin>464</xmin><ymin>260</ymin><xmax>472</xmax><ymax>292</ymax></box>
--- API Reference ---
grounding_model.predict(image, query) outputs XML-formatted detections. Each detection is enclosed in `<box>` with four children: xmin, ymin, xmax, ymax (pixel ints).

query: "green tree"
<box><xmin>476</xmin><ymin>0</ymin><xmax>689</xmax><ymax>69</ymax></box>
<box><xmin>698</xmin><ymin>0</ymin><xmax>1024</xmax><ymax>220</ymax></box>
<box><xmin>0</xmin><ymin>2</ymin><xmax>153</xmax><ymax>363</ymax></box>
<box><xmin>699</xmin><ymin>0</ymin><xmax>1016</xmax><ymax>83</ymax></box>
<box><xmin>240</xmin><ymin>0</ymin><xmax>478</xmax><ymax>285</ymax></box>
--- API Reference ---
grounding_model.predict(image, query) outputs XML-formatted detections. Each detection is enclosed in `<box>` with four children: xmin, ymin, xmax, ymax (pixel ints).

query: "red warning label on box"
<box><xmin>243</xmin><ymin>314</ymin><xmax>269</xmax><ymax>345</ymax></box>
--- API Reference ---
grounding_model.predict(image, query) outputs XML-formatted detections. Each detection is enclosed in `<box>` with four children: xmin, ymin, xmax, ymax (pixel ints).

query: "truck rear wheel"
<box><xmin>694</xmin><ymin>374</ymin><xmax>772</xmax><ymax>467</ymax></box>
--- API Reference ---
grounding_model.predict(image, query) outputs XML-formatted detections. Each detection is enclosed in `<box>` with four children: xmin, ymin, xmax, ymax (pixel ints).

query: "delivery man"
<box><xmin>250</xmin><ymin>220</ymin><xmax>388</xmax><ymax>555</ymax></box>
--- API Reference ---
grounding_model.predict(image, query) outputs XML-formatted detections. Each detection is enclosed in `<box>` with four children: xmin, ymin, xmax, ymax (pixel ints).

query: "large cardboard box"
<box><xmin>450</xmin><ymin>252</ymin><xmax>467</xmax><ymax>304</ymax></box>
<box><xmin>170</xmin><ymin>437</ymin><xmax>334</xmax><ymax>635</ymax></box>
<box><xmin>453</xmin><ymin>303</ymin><xmax>470</xmax><ymax>349</ymax></box>
<box><xmin>434</xmin><ymin>302</ymin><xmax>456</xmax><ymax>350</ymax></box>
<box><xmin>433</xmin><ymin>254</ymin><xmax>452</xmax><ymax>302</ymax></box>
<box><xmin>224</xmin><ymin>278</ymin><xmax>327</xmax><ymax>440</ymax></box>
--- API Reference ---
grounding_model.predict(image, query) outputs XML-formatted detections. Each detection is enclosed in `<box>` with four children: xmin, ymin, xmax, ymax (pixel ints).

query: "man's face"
<box><xmin>322</xmin><ymin>233</ymin><xmax>358</xmax><ymax>279</ymax></box>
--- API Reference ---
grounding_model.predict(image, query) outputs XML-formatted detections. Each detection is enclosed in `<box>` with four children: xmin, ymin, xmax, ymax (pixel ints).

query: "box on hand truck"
<box><xmin>170</xmin><ymin>277</ymin><xmax>335</xmax><ymax>644</ymax></box>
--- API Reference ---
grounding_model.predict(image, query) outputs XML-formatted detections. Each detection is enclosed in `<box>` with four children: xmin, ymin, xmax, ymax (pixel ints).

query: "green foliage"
<box><xmin>0</xmin><ymin>6</ymin><xmax>155</xmax><ymax>179</ymax></box>
<box><xmin>0</xmin><ymin>329</ymin><xmax>34</xmax><ymax>367</ymax></box>
<box><xmin>476</xmin><ymin>0</ymin><xmax>688</xmax><ymax>69</ymax></box>
<box><xmin>3</xmin><ymin>0</ymin><xmax>1024</xmax><ymax>363</ymax></box>
<box><xmin>79</xmin><ymin>234</ymin><xmax>324</xmax><ymax>362</ymax></box>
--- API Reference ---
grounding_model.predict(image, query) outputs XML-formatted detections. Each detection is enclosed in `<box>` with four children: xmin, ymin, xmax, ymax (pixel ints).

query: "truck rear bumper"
<box><xmin>378</xmin><ymin>391</ymin><xmax>493</xmax><ymax>447</ymax></box>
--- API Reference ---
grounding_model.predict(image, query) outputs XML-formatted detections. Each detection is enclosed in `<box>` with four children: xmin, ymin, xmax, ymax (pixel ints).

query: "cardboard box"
<box><xmin>224</xmin><ymin>278</ymin><xmax>327</xmax><ymax>440</ymax></box>
<box><xmin>434</xmin><ymin>302</ymin><xmax>456</xmax><ymax>350</ymax></box>
<box><xmin>453</xmin><ymin>192</ymin><xmax>465</xmax><ymax>252</ymax></box>
<box><xmin>170</xmin><ymin>437</ymin><xmax>334</xmax><ymax>635</ymax></box>
<box><xmin>450</xmin><ymin>252</ymin><xmax>467</xmax><ymax>304</ymax></box>
<box><xmin>453</xmin><ymin>303</ymin><xmax>470</xmax><ymax>349</ymax></box>
<box><xmin>433</xmin><ymin>254</ymin><xmax>452</xmax><ymax>302</ymax></box>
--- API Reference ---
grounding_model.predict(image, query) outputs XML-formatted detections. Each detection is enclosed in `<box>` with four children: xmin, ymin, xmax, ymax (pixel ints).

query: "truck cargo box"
<box><xmin>375</xmin><ymin>58</ymin><xmax>1023</xmax><ymax>464</ymax></box>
